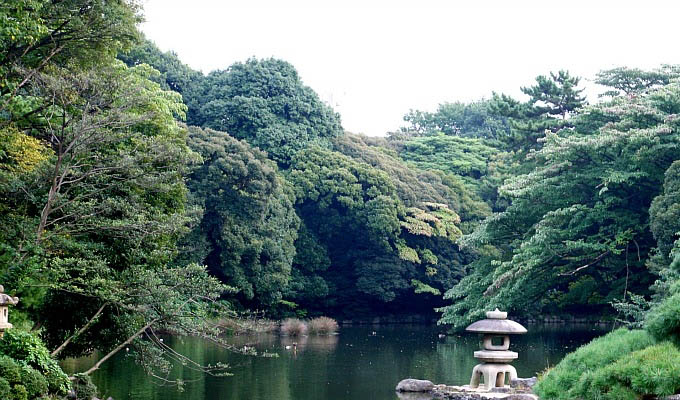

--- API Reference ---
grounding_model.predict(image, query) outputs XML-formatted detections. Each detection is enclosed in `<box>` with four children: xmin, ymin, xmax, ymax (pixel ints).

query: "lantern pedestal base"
<box><xmin>469</xmin><ymin>363</ymin><xmax>517</xmax><ymax>390</ymax></box>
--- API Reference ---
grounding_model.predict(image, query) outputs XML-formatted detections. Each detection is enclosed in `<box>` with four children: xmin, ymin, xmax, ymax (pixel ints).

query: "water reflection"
<box><xmin>280</xmin><ymin>334</ymin><xmax>339</xmax><ymax>354</ymax></box>
<box><xmin>62</xmin><ymin>324</ymin><xmax>608</xmax><ymax>400</ymax></box>
<box><xmin>395</xmin><ymin>392</ymin><xmax>434</xmax><ymax>400</ymax></box>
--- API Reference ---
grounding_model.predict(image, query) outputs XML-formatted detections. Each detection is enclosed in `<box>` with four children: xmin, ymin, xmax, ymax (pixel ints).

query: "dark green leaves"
<box><xmin>440</xmin><ymin>79</ymin><xmax>680</xmax><ymax>329</ymax></box>
<box><xmin>186</xmin><ymin>126</ymin><xmax>299</xmax><ymax>308</ymax></box>
<box><xmin>196</xmin><ymin>58</ymin><xmax>343</xmax><ymax>165</ymax></box>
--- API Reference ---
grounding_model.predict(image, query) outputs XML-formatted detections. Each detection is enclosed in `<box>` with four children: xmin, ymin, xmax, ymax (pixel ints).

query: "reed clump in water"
<box><xmin>308</xmin><ymin>317</ymin><xmax>339</xmax><ymax>335</ymax></box>
<box><xmin>280</xmin><ymin>318</ymin><xmax>308</xmax><ymax>336</ymax></box>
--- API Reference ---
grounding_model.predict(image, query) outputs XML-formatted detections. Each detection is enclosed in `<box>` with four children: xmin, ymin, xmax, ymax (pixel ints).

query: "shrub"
<box><xmin>20</xmin><ymin>366</ymin><xmax>48</xmax><ymax>399</ymax></box>
<box><xmin>280</xmin><ymin>318</ymin><xmax>308</xmax><ymax>336</ymax></box>
<box><xmin>0</xmin><ymin>355</ymin><xmax>22</xmax><ymax>384</ymax></box>
<box><xmin>0</xmin><ymin>330</ymin><xmax>71</xmax><ymax>395</ymax></box>
<box><xmin>12</xmin><ymin>384</ymin><xmax>27</xmax><ymax>400</ymax></box>
<box><xmin>0</xmin><ymin>377</ymin><xmax>10</xmax><ymax>399</ymax></box>
<box><xmin>72</xmin><ymin>373</ymin><xmax>98</xmax><ymax>400</ymax></box>
<box><xmin>645</xmin><ymin>292</ymin><xmax>680</xmax><ymax>344</ymax></box>
<box><xmin>571</xmin><ymin>342</ymin><xmax>680</xmax><ymax>399</ymax></box>
<box><xmin>534</xmin><ymin>328</ymin><xmax>654</xmax><ymax>400</ymax></box>
<box><xmin>308</xmin><ymin>317</ymin><xmax>339</xmax><ymax>335</ymax></box>
<box><xmin>0</xmin><ymin>355</ymin><xmax>51</xmax><ymax>399</ymax></box>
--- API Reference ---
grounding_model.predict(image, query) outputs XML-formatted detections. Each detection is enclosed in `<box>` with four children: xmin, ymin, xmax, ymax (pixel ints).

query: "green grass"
<box><xmin>536</xmin><ymin>278</ymin><xmax>680</xmax><ymax>400</ymax></box>
<box><xmin>534</xmin><ymin>328</ymin><xmax>654</xmax><ymax>399</ymax></box>
<box><xmin>571</xmin><ymin>342</ymin><xmax>680</xmax><ymax>399</ymax></box>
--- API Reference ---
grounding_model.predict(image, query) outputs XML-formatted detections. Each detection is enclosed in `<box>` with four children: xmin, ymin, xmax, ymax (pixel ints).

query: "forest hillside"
<box><xmin>0</xmin><ymin>1</ymin><xmax>679</xmax><ymax>399</ymax></box>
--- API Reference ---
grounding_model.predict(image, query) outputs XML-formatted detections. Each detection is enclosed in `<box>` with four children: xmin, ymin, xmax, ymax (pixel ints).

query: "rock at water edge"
<box><xmin>396</xmin><ymin>379</ymin><xmax>435</xmax><ymax>392</ymax></box>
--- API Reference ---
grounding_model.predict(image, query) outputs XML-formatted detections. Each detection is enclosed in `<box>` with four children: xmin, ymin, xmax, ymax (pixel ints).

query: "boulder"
<box><xmin>509</xmin><ymin>377</ymin><xmax>537</xmax><ymax>391</ymax></box>
<box><xmin>396</xmin><ymin>379</ymin><xmax>435</xmax><ymax>392</ymax></box>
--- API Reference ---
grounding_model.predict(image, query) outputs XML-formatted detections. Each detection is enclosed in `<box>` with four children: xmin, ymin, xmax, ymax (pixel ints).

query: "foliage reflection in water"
<box><xmin>61</xmin><ymin>324</ymin><xmax>609</xmax><ymax>400</ymax></box>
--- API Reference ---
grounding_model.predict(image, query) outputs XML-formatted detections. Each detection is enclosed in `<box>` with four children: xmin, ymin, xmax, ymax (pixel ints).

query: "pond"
<box><xmin>61</xmin><ymin>323</ymin><xmax>609</xmax><ymax>400</ymax></box>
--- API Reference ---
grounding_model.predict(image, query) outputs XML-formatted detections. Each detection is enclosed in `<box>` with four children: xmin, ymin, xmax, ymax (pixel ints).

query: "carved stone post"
<box><xmin>0</xmin><ymin>285</ymin><xmax>20</xmax><ymax>338</ymax></box>
<box><xmin>466</xmin><ymin>309</ymin><xmax>527</xmax><ymax>390</ymax></box>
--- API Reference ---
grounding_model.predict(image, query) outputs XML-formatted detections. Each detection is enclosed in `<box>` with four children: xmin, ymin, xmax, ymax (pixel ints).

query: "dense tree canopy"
<box><xmin>286</xmin><ymin>145</ymin><xmax>467</xmax><ymax>315</ymax></box>
<box><xmin>0</xmin><ymin>0</ymin><xmax>141</xmax><ymax>110</ymax></box>
<box><xmin>185</xmin><ymin>125</ymin><xmax>299</xmax><ymax>309</ymax></box>
<box><xmin>595</xmin><ymin>65</ymin><xmax>680</xmax><ymax>98</ymax></box>
<box><xmin>439</xmin><ymin>79</ymin><xmax>680</xmax><ymax>329</ymax></box>
<box><xmin>403</xmin><ymin>100</ymin><xmax>511</xmax><ymax>140</ymax></box>
<box><xmin>115</xmin><ymin>41</ymin><xmax>481</xmax><ymax>318</ymax></box>
<box><xmin>192</xmin><ymin>58</ymin><xmax>343</xmax><ymax>164</ymax></box>
<box><xmin>119</xmin><ymin>38</ymin><xmax>204</xmax><ymax>123</ymax></box>
<box><xmin>392</xmin><ymin>133</ymin><xmax>505</xmax><ymax>206</ymax></box>
<box><xmin>332</xmin><ymin>133</ymin><xmax>490</xmax><ymax>225</ymax></box>
<box><xmin>648</xmin><ymin>161</ymin><xmax>680</xmax><ymax>297</ymax></box>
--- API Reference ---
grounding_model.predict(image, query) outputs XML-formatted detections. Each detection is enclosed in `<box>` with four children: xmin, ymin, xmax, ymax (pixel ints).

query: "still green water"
<box><xmin>62</xmin><ymin>324</ymin><xmax>608</xmax><ymax>400</ymax></box>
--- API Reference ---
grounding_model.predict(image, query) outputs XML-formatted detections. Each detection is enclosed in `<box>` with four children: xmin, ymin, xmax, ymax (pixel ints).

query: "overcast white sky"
<box><xmin>140</xmin><ymin>0</ymin><xmax>680</xmax><ymax>136</ymax></box>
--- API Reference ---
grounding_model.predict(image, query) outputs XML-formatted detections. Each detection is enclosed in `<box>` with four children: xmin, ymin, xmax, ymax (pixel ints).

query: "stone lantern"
<box><xmin>0</xmin><ymin>285</ymin><xmax>19</xmax><ymax>338</ymax></box>
<box><xmin>465</xmin><ymin>309</ymin><xmax>527</xmax><ymax>390</ymax></box>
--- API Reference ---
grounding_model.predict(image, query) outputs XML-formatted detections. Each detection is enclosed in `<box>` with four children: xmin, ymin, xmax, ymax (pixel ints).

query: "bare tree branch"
<box><xmin>51</xmin><ymin>303</ymin><xmax>107</xmax><ymax>358</ymax></box>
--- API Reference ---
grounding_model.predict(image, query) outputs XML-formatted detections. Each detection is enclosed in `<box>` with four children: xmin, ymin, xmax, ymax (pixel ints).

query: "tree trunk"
<box><xmin>37</xmin><ymin>150</ymin><xmax>63</xmax><ymax>243</ymax></box>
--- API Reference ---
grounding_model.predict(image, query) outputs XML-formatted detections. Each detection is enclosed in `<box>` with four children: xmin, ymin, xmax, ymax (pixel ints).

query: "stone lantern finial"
<box><xmin>0</xmin><ymin>285</ymin><xmax>19</xmax><ymax>338</ymax></box>
<box><xmin>465</xmin><ymin>309</ymin><xmax>527</xmax><ymax>390</ymax></box>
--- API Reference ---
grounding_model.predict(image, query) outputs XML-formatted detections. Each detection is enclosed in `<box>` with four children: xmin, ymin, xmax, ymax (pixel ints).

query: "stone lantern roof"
<box><xmin>0</xmin><ymin>286</ymin><xmax>19</xmax><ymax>306</ymax></box>
<box><xmin>465</xmin><ymin>309</ymin><xmax>527</xmax><ymax>335</ymax></box>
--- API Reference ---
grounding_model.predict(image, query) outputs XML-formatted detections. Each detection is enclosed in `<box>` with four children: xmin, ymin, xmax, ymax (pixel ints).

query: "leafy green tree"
<box><xmin>521</xmin><ymin>70</ymin><xmax>586</xmax><ymax>121</ymax></box>
<box><xmin>119</xmin><ymin>38</ymin><xmax>204</xmax><ymax>124</ymax></box>
<box><xmin>185</xmin><ymin>125</ymin><xmax>300</xmax><ymax>309</ymax></box>
<box><xmin>489</xmin><ymin>71</ymin><xmax>587</xmax><ymax>155</ymax></box>
<box><xmin>0</xmin><ymin>59</ymin><xmax>237</xmax><ymax>387</ymax></box>
<box><xmin>287</xmin><ymin>146</ymin><xmax>464</xmax><ymax>315</ymax></box>
<box><xmin>194</xmin><ymin>58</ymin><xmax>343</xmax><ymax>164</ymax></box>
<box><xmin>647</xmin><ymin>161</ymin><xmax>680</xmax><ymax>297</ymax></box>
<box><xmin>392</xmin><ymin>132</ymin><xmax>510</xmax><ymax>208</ymax></box>
<box><xmin>595</xmin><ymin>65</ymin><xmax>680</xmax><ymax>98</ymax></box>
<box><xmin>23</xmin><ymin>61</ymin><xmax>199</xmax><ymax>352</ymax></box>
<box><xmin>0</xmin><ymin>0</ymin><xmax>141</xmax><ymax>109</ymax></box>
<box><xmin>333</xmin><ymin>133</ymin><xmax>490</xmax><ymax>226</ymax></box>
<box><xmin>283</xmin><ymin>222</ymin><xmax>331</xmax><ymax>308</ymax></box>
<box><xmin>402</xmin><ymin>100</ymin><xmax>511</xmax><ymax>140</ymax></box>
<box><xmin>440</xmin><ymin>79</ymin><xmax>680</xmax><ymax>330</ymax></box>
<box><xmin>25</xmin><ymin>62</ymin><xmax>190</xmax><ymax>244</ymax></box>
<box><xmin>1</xmin><ymin>60</ymin><xmax>194</xmax><ymax>323</ymax></box>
